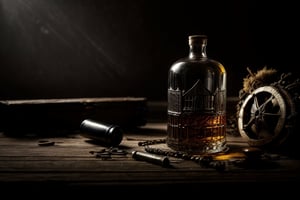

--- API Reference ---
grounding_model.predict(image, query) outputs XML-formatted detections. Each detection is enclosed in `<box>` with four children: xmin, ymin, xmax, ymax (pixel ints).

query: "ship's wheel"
<box><xmin>236</xmin><ymin>68</ymin><xmax>299</xmax><ymax>149</ymax></box>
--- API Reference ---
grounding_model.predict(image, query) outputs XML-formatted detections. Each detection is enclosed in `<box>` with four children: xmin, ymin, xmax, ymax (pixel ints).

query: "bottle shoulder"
<box><xmin>170</xmin><ymin>56</ymin><xmax>226</xmax><ymax>74</ymax></box>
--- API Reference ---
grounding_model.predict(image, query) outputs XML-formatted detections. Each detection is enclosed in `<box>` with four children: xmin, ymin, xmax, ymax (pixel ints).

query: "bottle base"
<box><xmin>166</xmin><ymin>138</ymin><xmax>228</xmax><ymax>155</ymax></box>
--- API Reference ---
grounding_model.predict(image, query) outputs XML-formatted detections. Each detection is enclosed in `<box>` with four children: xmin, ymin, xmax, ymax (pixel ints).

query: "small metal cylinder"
<box><xmin>80</xmin><ymin>119</ymin><xmax>123</xmax><ymax>147</ymax></box>
<box><xmin>132</xmin><ymin>151</ymin><xmax>170</xmax><ymax>167</ymax></box>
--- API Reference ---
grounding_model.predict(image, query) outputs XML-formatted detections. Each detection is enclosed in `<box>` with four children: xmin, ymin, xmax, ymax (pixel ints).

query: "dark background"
<box><xmin>0</xmin><ymin>0</ymin><xmax>298</xmax><ymax>101</ymax></box>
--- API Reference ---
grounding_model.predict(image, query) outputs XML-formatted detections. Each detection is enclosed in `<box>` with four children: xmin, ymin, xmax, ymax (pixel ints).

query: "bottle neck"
<box><xmin>189</xmin><ymin>44</ymin><xmax>207</xmax><ymax>59</ymax></box>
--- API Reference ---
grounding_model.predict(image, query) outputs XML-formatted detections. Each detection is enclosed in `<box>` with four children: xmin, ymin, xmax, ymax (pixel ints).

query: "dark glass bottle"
<box><xmin>166</xmin><ymin>35</ymin><xmax>227</xmax><ymax>154</ymax></box>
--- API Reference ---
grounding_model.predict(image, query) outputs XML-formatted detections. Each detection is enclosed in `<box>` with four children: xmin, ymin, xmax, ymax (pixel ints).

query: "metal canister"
<box><xmin>80</xmin><ymin>119</ymin><xmax>123</xmax><ymax>147</ymax></box>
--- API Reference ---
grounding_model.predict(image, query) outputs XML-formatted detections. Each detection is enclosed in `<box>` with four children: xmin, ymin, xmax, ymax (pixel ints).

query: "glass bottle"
<box><xmin>166</xmin><ymin>35</ymin><xmax>227</xmax><ymax>154</ymax></box>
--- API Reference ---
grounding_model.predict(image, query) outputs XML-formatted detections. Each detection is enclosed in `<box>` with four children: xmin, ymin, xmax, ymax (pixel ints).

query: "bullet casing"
<box><xmin>132</xmin><ymin>151</ymin><xmax>170</xmax><ymax>167</ymax></box>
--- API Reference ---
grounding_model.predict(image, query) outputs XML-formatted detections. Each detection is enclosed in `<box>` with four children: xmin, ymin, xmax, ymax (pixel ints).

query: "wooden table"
<box><xmin>0</xmin><ymin>120</ymin><xmax>300</xmax><ymax>197</ymax></box>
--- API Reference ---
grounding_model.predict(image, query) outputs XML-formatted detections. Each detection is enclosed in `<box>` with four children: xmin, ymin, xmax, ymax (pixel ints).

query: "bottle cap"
<box><xmin>189</xmin><ymin>35</ymin><xmax>207</xmax><ymax>45</ymax></box>
<box><xmin>80</xmin><ymin>119</ymin><xmax>123</xmax><ymax>147</ymax></box>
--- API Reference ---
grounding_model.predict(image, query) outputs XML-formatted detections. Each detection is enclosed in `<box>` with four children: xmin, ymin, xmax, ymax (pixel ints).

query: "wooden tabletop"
<box><xmin>0</xmin><ymin>121</ymin><xmax>299</xmax><ymax>197</ymax></box>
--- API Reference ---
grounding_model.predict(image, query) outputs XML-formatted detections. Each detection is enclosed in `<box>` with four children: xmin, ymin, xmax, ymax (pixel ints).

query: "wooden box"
<box><xmin>0</xmin><ymin>97</ymin><xmax>148</xmax><ymax>135</ymax></box>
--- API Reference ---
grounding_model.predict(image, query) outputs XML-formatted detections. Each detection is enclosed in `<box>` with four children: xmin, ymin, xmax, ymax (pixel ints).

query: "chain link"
<box><xmin>138</xmin><ymin>138</ymin><xmax>227</xmax><ymax>171</ymax></box>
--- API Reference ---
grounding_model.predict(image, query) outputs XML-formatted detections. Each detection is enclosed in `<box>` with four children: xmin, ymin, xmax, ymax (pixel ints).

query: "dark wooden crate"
<box><xmin>0</xmin><ymin>97</ymin><xmax>148</xmax><ymax>135</ymax></box>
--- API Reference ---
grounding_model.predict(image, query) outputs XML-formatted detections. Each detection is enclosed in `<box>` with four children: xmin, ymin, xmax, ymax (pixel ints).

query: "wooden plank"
<box><xmin>0</xmin><ymin>97</ymin><xmax>147</xmax><ymax>105</ymax></box>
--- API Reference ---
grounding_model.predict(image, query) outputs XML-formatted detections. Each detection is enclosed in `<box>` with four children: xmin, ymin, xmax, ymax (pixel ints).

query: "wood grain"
<box><xmin>0</xmin><ymin>122</ymin><xmax>299</xmax><ymax>196</ymax></box>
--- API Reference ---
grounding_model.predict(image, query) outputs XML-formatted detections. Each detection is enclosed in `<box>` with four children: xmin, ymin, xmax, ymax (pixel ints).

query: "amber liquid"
<box><xmin>167</xmin><ymin>113</ymin><xmax>227</xmax><ymax>154</ymax></box>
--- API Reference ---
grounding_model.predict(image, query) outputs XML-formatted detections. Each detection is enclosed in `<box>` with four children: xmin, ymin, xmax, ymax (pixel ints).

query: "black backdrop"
<box><xmin>0</xmin><ymin>0</ymin><xmax>299</xmax><ymax>101</ymax></box>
